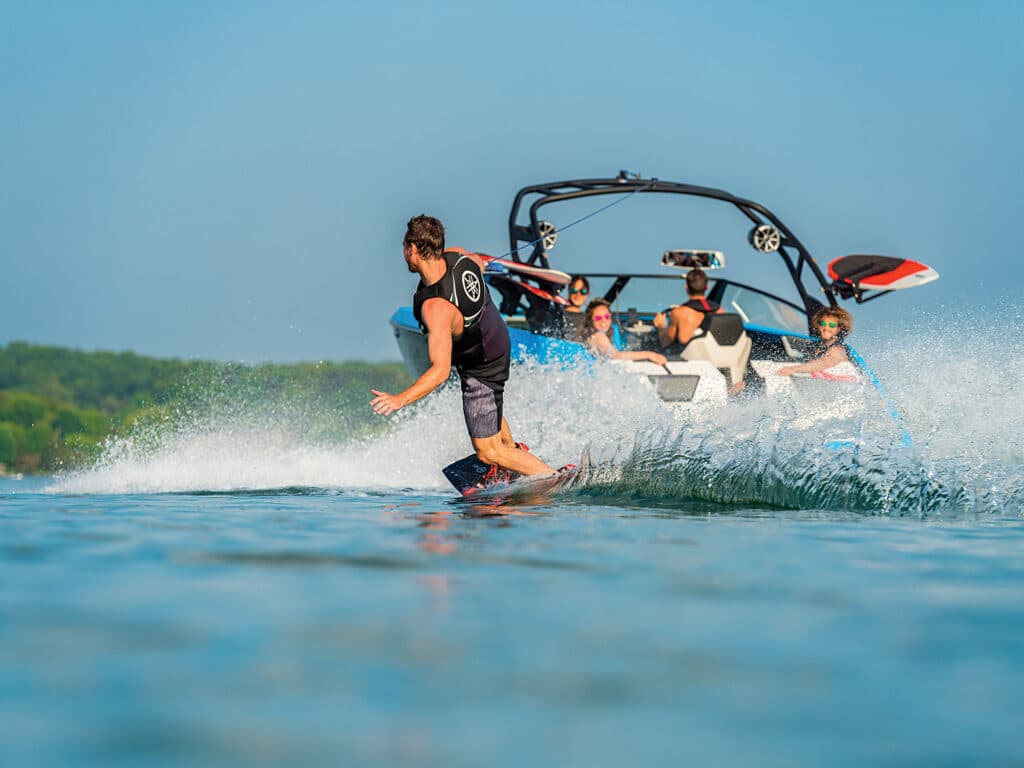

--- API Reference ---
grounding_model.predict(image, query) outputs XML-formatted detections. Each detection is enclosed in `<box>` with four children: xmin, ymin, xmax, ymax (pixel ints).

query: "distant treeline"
<box><xmin>0</xmin><ymin>342</ymin><xmax>412</xmax><ymax>474</ymax></box>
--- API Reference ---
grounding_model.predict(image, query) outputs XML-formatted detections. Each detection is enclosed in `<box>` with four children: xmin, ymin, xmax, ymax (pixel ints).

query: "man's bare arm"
<box><xmin>371</xmin><ymin>299</ymin><xmax>454</xmax><ymax>415</ymax></box>
<box><xmin>658</xmin><ymin>309</ymin><xmax>680</xmax><ymax>347</ymax></box>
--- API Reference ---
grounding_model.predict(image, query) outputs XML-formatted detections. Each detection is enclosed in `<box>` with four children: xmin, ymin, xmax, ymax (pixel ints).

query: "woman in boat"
<box><xmin>585</xmin><ymin>299</ymin><xmax>667</xmax><ymax>366</ymax></box>
<box><xmin>565</xmin><ymin>275</ymin><xmax>590</xmax><ymax>314</ymax></box>
<box><xmin>777</xmin><ymin>306</ymin><xmax>854</xmax><ymax>377</ymax></box>
<box><xmin>562</xmin><ymin>275</ymin><xmax>590</xmax><ymax>341</ymax></box>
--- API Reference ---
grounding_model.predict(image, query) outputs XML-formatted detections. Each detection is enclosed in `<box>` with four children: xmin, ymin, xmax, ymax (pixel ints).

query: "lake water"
<box><xmin>3</xmin><ymin>329</ymin><xmax>1023</xmax><ymax>766</ymax></box>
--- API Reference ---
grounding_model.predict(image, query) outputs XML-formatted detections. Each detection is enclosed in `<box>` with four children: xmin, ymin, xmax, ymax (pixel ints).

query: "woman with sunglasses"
<box><xmin>584</xmin><ymin>300</ymin><xmax>668</xmax><ymax>366</ymax></box>
<box><xmin>565</xmin><ymin>276</ymin><xmax>590</xmax><ymax>314</ymax></box>
<box><xmin>561</xmin><ymin>275</ymin><xmax>591</xmax><ymax>341</ymax></box>
<box><xmin>777</xmin><ymin>307</ymin><xmax>854</xmax><ymax>377</ymax></box>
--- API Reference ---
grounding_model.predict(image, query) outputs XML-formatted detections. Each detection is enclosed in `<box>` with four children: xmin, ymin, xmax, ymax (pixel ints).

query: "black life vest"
<box><xmin>684</xmin><ymin>297</ymin><xmax>719</xmax><ymax>313</ymax></box>
<box><xmin>412</xmin><ymin>250</ymin><xmax>507</xmax><ymax>372</ymax></box>
<box><xmin>684</xmin><ymin>296</ymin><xmax>719</xmax><ymax>334</ymax></box>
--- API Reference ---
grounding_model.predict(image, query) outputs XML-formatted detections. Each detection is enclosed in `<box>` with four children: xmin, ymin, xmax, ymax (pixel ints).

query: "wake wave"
<box><xmin>572</xmin><ymin>431</ymin><xmax>1023</xmax><ymax>518</ymax></box>
<box><xmin>50</xmin><ymin>309</ymin><xmax>1024</xmax><ymax>518</ymax></box>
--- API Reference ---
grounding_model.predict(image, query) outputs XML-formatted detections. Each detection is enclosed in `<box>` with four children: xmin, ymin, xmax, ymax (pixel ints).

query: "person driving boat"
<box><xmin>652</xmin><ymin>268</ymin><xmax>725</xmax><ymax>353</ymax></box>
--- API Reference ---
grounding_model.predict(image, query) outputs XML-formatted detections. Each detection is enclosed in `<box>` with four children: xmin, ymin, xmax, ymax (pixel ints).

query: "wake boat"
<box><xmin>390</xmin><ymin>172</ymin><xmax>938</xmax><ymax>426</ymax></box>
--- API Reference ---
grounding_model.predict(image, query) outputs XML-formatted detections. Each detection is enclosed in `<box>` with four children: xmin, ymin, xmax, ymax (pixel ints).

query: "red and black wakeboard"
<box><xmin>828</xmin><ymin>254</ymin><xmax>939</xmax><ymax>293</ymax></box>
<box><xmin>442</xmin><ymin>453</ymin><xmax>585</xmax><ymax>503</ymax></box>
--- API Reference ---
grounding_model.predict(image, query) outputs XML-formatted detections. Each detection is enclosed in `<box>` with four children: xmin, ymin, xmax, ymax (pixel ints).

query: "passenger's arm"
<box><xmin>616</xmin><ymin>349</ymin><xmax>668</xmax><ymax>366</ymax></box>
<box><xmin>777</xmin><ymin>345</ymin><xmax>849</xmax><ymax>376</ymax></box>
<box><xmin>371</xmin><ymin>299</ymin><xmax>454</xmax><ymax>415</ymax></box>
<box><xmin>591</xmin><ymin>332</ymin><xmax>666</xmax><ymax>366</ymax></box>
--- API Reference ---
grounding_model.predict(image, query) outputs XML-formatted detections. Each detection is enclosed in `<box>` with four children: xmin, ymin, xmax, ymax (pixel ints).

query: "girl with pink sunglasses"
<box><xmin>584</xmin><ymin>300</ymin><xmax>667</xmax><ymax>367</ymax></box>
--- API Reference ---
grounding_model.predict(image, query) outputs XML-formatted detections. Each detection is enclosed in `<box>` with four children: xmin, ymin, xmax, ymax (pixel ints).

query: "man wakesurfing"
<box><xmin>370</xmin><ymin>214</ymin><xmax>557</xmax><ymax>479</ymax></box>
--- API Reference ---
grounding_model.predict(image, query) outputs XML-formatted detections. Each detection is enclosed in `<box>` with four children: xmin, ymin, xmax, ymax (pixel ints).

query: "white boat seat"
<box><xmin>681</xmin><ymin>314</ymin><xmax>752</xmax><ymax>386</ymax></box>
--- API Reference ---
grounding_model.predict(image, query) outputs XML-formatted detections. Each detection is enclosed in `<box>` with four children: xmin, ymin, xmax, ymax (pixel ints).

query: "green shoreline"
<box><xmin>0</xmin><ymin>342</ymin><xmax>412</xmax><ymax>474</ymax></box>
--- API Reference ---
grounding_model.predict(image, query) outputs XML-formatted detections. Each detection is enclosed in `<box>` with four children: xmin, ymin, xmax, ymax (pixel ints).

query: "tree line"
<box><xmin>0</xmin><ymin>342</ymin><xmax>411</xmax><ymax>474</ymax></box>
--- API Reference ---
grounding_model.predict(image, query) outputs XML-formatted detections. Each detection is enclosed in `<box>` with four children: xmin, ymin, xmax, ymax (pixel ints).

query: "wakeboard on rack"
<box><xmin>828</xmin><ymin>254</ymin><xmax>939</xmax><ymax>302</ymax></box>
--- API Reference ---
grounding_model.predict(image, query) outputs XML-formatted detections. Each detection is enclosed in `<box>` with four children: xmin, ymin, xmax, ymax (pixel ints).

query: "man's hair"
<box><xmin>404</xmin><ymin>215</ymin><xmax>445</xmax><ymax>260</ymax></box>
<box><xmin>811</xmin><ymin>306</ymin><xmax>854</xmax><ymax>335</ymax></box>
<box><xmin>686</xmin><ymin>268</ymin><xmax>708</xmax><ymax>295</ymax></box>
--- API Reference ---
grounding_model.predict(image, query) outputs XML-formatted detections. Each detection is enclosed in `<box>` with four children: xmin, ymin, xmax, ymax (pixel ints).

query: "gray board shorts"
<box><xmin>458</xmin><ymin>357</ymin><xmax>510</xmax><ymax>439</ymax></box>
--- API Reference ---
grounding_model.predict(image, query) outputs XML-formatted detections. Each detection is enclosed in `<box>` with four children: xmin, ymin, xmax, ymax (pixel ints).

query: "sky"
<box><xmin>2</xmin><ymin>0</ymin><xmax>1022</xmax><ymax>363</ymax></box>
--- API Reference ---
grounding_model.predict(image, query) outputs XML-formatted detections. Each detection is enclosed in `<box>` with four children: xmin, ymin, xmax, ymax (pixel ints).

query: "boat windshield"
<box><xmin>592</xmin><ymin>275</ymin><xmax>808</xmax><ymax>335</ymax></box>
<box><xmin>717</xmin><ymin>283</ymin><xmax>807</xmax><ymax>334</ymax></box>
<box><xmin>600</xmin><ymin>276</ymin><xmax>688</xmax><ymax>314</ymax></box>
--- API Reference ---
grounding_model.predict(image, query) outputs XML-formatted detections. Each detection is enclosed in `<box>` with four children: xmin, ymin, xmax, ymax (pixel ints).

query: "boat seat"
<box><xmin>681</xmin><ymin>313</ymin><xmax>751</xmax><ymax>386</ymax></box>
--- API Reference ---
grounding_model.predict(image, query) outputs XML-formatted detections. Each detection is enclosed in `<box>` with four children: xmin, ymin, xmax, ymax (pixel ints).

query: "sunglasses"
<box><xmin>570</xmin><ymin>287</ymin><xmax>589</xmax><ymax>295</ymax></box>
<box><xmin>819</xmin><ymin>320</ymin><xmax>838</xmax><ymax>328</ymax></box>
<box><xmin>593</xmin><ymin>312</ymin><xmax>611</xmax><ymax>321</ymax></box>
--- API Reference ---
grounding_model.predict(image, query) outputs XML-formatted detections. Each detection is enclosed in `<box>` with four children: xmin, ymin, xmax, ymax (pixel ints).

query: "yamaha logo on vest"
<box><xmin>461</xmin><ymin>271</ymin><xmax>481</xmax><ymax>302</ymax></box>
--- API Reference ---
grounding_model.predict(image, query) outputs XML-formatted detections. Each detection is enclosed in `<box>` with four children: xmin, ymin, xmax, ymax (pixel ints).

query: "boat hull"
<box><xmin>389</xmin><ymin>308</ymin><xmax>866</xmax><ymax>409</ymax></box>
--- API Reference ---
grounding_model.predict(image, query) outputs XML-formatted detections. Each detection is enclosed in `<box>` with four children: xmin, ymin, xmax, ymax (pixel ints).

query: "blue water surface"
<box><xmin>2</xmin><ymin>475</ymin><xmax>1022</xmax><ymax>767</ymax></box>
